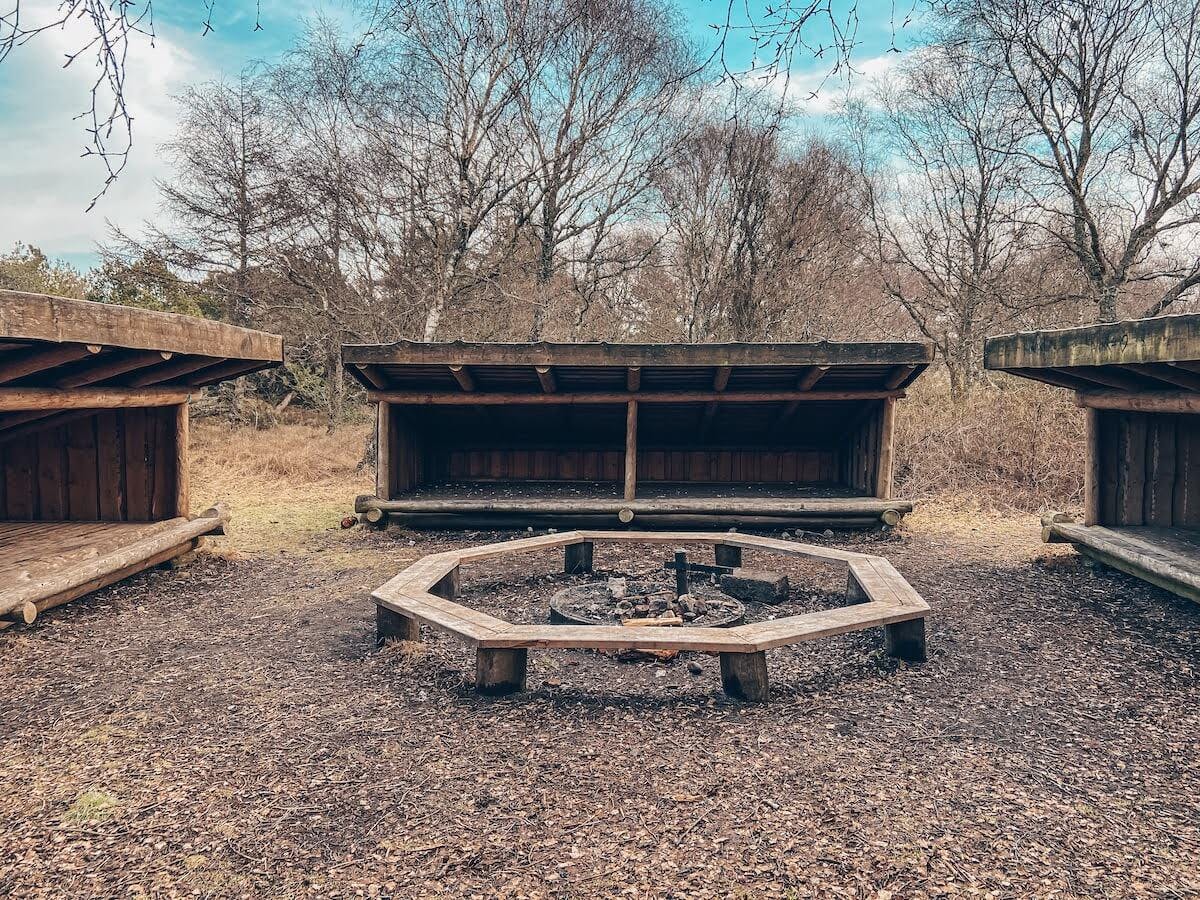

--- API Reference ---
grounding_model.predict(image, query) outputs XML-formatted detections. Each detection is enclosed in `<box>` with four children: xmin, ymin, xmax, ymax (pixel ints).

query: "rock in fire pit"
<box><xmin>549</xmin><ymin>577</ymin><xmax>746</xmax><ymax>628</ymax></box>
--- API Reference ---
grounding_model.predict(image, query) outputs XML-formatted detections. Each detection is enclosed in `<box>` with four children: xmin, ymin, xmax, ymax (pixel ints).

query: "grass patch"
<box><xmin>63</xmin><ymin>790</ymin><xmax>119</xmax><ymax>824</ymax></box>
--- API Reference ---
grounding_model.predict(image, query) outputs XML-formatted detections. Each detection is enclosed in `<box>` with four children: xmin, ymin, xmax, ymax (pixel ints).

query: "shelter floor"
<box><xmin>392</xmin><ymin>480</ymin><xmax>872</xmax><ymax>501</ymax></box>
<box><xmin>0</xmin><ymin>520</ymin><xmax>184</xmax><ymax>587</ymax></box>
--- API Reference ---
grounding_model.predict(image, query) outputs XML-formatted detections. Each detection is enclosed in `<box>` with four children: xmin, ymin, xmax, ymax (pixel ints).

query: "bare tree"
<box><xmin>848</xmin><ymin>44</ymin><xmax>1059</xmax><ymax>397</ymax></box>
<box><xmin>956</xmin><ymin>0</ymin><xmax>1200</xmax><ymax>320</ymax></box>
<box><xmin>516</xmin><ymin>0</ymin><xmax>693</xmax><ymax>339</ymax></box>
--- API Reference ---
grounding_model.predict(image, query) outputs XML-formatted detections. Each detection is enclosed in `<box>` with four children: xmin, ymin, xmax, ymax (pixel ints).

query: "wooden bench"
<box><xmin>372</xmin><ymin>531</ymin><xmax>929</xmax><ymax>702</ymax></box>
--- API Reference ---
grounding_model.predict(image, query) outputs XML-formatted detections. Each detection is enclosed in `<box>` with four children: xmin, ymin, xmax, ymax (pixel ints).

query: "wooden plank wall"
<box><xmin>431</xmin><ymin>447</ymin><xmax>840</xmax><ymax>484</ymax></box>
<box><xmin>0</xmin><ymin>407</ymin><xmax>180</xmax><ymax>521</ymax></box>
<box><xmin>840</xmin><ymin>401</ymin><xmax>883</xmax><ymax>496</ymax></box>
<box><xmin>1096</xmin><ymin>410</ymin><xmax>1200</xmax><ymax>526</ymax></box>
<box><xmin>386</xmin><ymin>405</ymin><xmax>425</xmax><ymax>497</ymax></box>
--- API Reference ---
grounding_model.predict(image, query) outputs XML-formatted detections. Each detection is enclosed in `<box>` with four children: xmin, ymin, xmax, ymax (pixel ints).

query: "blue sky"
<box><xmin>0</xmin><ymin>0</ymin><xmax>920</xmax><ymax>273</ymax></box>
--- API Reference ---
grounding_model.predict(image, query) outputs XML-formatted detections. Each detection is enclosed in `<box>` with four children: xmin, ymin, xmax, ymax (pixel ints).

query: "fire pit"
<box><xmin>549</xmin><ymin>578</ymin><xmax>746</xmax><ymax>628</ymax></box>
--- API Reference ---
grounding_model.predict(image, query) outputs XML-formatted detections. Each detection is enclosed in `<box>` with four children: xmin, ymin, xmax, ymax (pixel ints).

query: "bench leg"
<box><xmin>476</xmin><ymin>648</ymin><xmax>528</xmax><ymax>695</ymax></box>
<box><xmin>714</xmin><ymin>543</ymin><xmax>742</xmax><ymax>568</ymax></box>
<box><xmin>719</xmin><ymin>651</ymin><xmax>769</xmax><ymax>702</ymax></box>
<box><xmin>884</xmin><ymin>618</ymin><xmax>926</xmax><ymax>662</ymax></box>
<box><xmin>376</xmin><ymin>604</ymin><xmax>419</xmax><ymax>647</ymax></box>
<box><xmin>565</xmin><ymin>541</ymin><xmax>593</xmax><ymax>574</ymax></box>
<box><xmin>846</xmin><ymin>571</ymin><xmax>870</xmax><ymax>604</ymax></box>
<box><xmin>430</xmin><ymin>565</ymin><xmax>460</xmax><ymax>600</ymax></box>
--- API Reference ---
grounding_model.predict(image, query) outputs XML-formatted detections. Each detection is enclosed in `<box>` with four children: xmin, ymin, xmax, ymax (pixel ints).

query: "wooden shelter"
<box><xmin>344</xmin><ymin>341</ymin><xmax>932</xmax><ymax>528</ymax></box>
<box><xmin>985</xmin><ymin>315</ymin><xmax>1200</xmax><ymax>603</ymax></box>
<box><xmin>0</xmin><ymin>290</ymin><xmax>284</xmax><ymax>627</ymax></box>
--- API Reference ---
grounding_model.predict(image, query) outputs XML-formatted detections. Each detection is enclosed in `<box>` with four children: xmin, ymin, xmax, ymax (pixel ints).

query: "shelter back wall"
<box><xmin>0</xmin><ymin>407</ymin><xmax>180</xmax><ymax>521</ymax></box>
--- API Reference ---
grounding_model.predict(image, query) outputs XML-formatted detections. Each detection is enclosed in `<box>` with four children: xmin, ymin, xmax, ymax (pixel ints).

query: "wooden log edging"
<box><xmin>354</xmin><ymin>494</ymin><xmax>912</xmax><ymax>525</ymax></box>
<box><xmin>0</xmin><ymin>505</ymin><xmax>230</xmax><ymax>624</ymax></box>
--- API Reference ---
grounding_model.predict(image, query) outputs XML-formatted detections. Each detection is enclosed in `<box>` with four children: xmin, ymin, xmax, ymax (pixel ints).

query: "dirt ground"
<box><xmin>3</xmin><ymin>497</ymin><xmax>1200</xmax><ymax>898</ymax></box>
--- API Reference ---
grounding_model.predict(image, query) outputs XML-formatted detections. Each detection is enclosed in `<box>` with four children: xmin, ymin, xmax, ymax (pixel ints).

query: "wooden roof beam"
<box><xmin>0</xmin><ymin>343</ymin><xmax>101</xmax><ymax>385</ymax></box>
<box><xmin>797</xmin><ymin>365</ymin><xmax>830</xmax><ymax>391</ymax></box>
<box><xmin>366</xmin><ymin>388</ymin><xmax>904</xmax><ymax>405</ymax></box>
<box><xmin>1076</xmin><ymin>390</ymin><xmax>1200</xmax><ymax>414</ymax></box>
<box><xmin>0</xmin><ymin>386</ymin><xmax>189</xmax><ymax>412</ymax></box>
<box><xmin>1124</xmin><ymin>363</ymin><xmax>1200</xmax><ymax>392</ymax></box>
<box><xmin>0</xmin><ymin>409</ymin><xmax>99</xmax><ymax>446</ymax></box>
<box><xmin>1003</xmin><ymin>367</ymin><xmax>1097</xmax><ymax>391</ymax></box>
<box><xmin>713</xmin><ymin>366</ymin><xmax>733</xmax><ymax>391</ymax></box>
<box><xmin>535</xmin><ymin>365</ymin><xmax>557</xmax><ymax>393</ymax></box>
<box><xmin>626</xmin><ymin>366</ymin><xmax>641</xmax><ymax>391</ymax></box>
<box><xmin>187</xmin><ymin>359</ymin><xmax>276</xmax><ymax>387</ymax></box>
<box><xmin>883</xmin><ymin>364</ymin><xmax>918</xmax><ymax>390</ymax></box>
<box><xmin>128</xmin><ymin>355</ymin><xmax>221</xmax><ymax>387</ymax></box>
<box><xmin>55</xmin><ymin>350</ymin><xmax>172</xmax><ymax>389</ymax></box>
<box><xmin>449</xmin><ymin>364</ymin><xmax>476</xmax><ymax>391</ymax></box>
<box><xmin>355</xmin><ymin>364</ymin><xmax>389</xmax><ymax>390</ymax></box>
<box><xmin>1066</xmin><ymin>366</ymin><xmax>1154</xmax><ymax>392</ymax></box>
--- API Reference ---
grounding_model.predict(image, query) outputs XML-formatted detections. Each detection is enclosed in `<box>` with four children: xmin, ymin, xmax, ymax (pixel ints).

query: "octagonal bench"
<box><xmin>372</xmin><ymin>531</ymin><xmax>929</xmax><ymax>702</ymax></box>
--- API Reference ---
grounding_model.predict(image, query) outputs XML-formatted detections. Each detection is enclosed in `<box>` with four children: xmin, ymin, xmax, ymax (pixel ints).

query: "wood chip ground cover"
<box><xmin>2</xmin><ymin>518</ymin><xmax>1198</xmax><ymax>897</ymax></box>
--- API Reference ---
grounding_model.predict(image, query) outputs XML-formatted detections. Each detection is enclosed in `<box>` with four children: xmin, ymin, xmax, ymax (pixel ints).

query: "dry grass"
<box><xmin>190</xmin><ymin>378</ymin><xmax>1085</xmax><ymax>556</ymax></box>
<box><xmin>895</xmin><ymin>374</ymin><xmax>1085</xmax><ymax>514</ymax></box>
<box><xmin>190</xmin><ymin>420</ymin><xmax>373</xmax><ymax>555</ymax></box>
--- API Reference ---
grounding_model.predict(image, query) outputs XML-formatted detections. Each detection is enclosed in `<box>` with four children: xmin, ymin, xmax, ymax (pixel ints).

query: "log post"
<box><xmin>476</xmin><ymin>648</ymin><xmax>528</xmax><ymax>695</ymax></box>
<box><xmin>884</xmin><ymin>618</ymin><xmax>926</xmax><ymax>662</ymax></box>
<box><xmin>564</xmin><ymin>541</ymin><xmax>593</xmax><ymax>574</ymax></box>
<box><xmin>624</xmin><ymin>399</ymin><xmax>638</xmax><ymax>501</ymax></box>
<box><xmin>430</xmin><ymin>565</ymin><xmax>460</xmax><ymax>600</ymax></box>
<box><xmin>376</xmin><ymin>400</ymin><xmax>392</xmax><ymax>501</ymax></box>
<box><xmin>875</xmin><ymin>397</ymin><xmax>896</xmax><ymax>500</ymax></box>
<box><xmin>714</xmin><ymin>543</ymin><xmax>742</xmax><ymax>568</ymax></box>
<box><xmin>1084</xmin><ymin>406</ymin><xmax>1101</xmax><ymax>526</ymax></box>
<box><xmin>376</xmin><ymin>604</ymin><xmax>419</xmax><ymax>647</ymax></box>
<box><xmin>174</xmin><ymin>402</ymin><xmax>189</xmax><ymax>518</ymax></box>
<box><xmin>719</xmin><ymin>651</ymin><xmax>769</xmax><ymax>702</ymax></box>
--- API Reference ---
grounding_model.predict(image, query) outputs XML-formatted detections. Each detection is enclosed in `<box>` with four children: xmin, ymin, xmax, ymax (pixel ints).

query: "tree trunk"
<box><xmin>1098</xmin><ymin>282</ymin><xmax>1119</xmax><ymax>323</ymax></box>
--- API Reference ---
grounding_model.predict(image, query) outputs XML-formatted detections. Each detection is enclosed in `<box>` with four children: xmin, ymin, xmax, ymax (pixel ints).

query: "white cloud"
<box><xmin>0</xmin><ymin>1</ymin><xmax>210</xmax><ymax>268</ymax></box>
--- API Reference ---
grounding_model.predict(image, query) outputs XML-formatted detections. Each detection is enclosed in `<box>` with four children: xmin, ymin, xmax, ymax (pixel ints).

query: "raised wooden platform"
<box><xmin>372</xmin><ymin>531</ymin><xmax>929</xmax><ymax>702</ymax></box>
<box><xmin>1043</xmin><ymin>518</ymin><xmax>1200</xmax><ymax>604</ymax></box>
<box><xmin>357</xmin><ymin>482</ymin><xmax>911</xmax><ymax>528</ymax></box>
<box><xmin>0</xmin><ymin>506</ymin><xmax>228</xmax><ymax>628</ymax></box>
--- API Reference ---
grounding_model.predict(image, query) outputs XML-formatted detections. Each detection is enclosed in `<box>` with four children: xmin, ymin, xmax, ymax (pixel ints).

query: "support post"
<box><xmin>719</xmin><ymin>651</ymin><xmax>769</xmax><ymax>702</ymax></box>
<box><xmin>875</xmin><ymin>397</ymin><xmax>896</xmax><ymax>500</ymax></box>
<box><xmin>624</xmin><ymin>399</ymin><xmax>638</xmax><ymax>501</ymax></box>
<box><xmin>173</xmin><ymin>402</ymin><xmax>189</xmax><ymax>517</ymax></box>
<box><xmin>714</xmin><ymin>543</ymin><xmax>742</xmax><ymax>568</ymax></box>
<box><xmin>846</xmin><ymin>571</ymin><xmax>870</xmax><ymax>604</ymax></box>
<box><xmin>564</xmin><ymin>541</ymin><xmax>593</xmax><ymax>574</ymax></box>
<box><xmin>673</xmin><ymin>548</ymin><xmax>688</xmax><ymax>597</ymax></box>
<box><xmin>376</xmin><ymin>400</ymin><xmax>391</xmax><ymax>501</ymax></box>
<box><xmin>376</xmin><ymin>604</ymin><xmax>419</xmax><ymax>647</ymax></box>
<box><xmin>476</xmin><ymin>648</ymin><xmax>528</xmax><ymax>695</ymax></box>
<box><xmin>430</xmin><ymin>565</ymin><xmax>460</xmax><ymax>600</ymax></box>
<box><xmin>884</xmin><ymin>618</ymin><xmax>926</xmax><ymax>662</ymax></box>
<box><xmin>1084</xmin><ymin>406</ymin><xmax>1101</xmax><ymax>526</ymax></box>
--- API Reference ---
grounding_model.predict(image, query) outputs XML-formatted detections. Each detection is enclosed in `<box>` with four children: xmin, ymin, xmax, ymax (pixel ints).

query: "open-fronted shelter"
<box><xmin>0</xmin><ymin>290</ymin><xmax>284</xmax><ymax>627</ymax></box>
<box><xmin>344</xmin><ymin>341</ymin><xmax>932</xmax><ymax>528</ymax></box>
<box><xmin>985</xmin><ymin>315</ymin><xmax>1200</xmax><ymax>604</ymax></box>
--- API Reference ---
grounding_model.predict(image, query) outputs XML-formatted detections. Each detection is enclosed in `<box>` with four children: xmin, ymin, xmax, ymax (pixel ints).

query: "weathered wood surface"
<box><xmin>345</xmin><ymin>339</ymin><xmax>934</xmax><ymax>369</ymax></box>
<box><xmin>0</xmin><ymin>387</ymin><xmax>190</xmax><ymax>411</ymax></box>
<box><xmin>0</xmin><ymin>290</ymin><xmax>284</xmax><ymax>361</ymax></box>
<box><xmin>0</xmin><ymin>506</ymin><xmax>228</xmax><ymax>624</ymax></box>
<box><xmin>358</xmin><ymin>495</ymin><xmax>911</xmax><ymax>519</ymax></box>
<box><xmin>366</xmin><ymin>389</ymin><xmax>906</xmax><ymax>404</ymax></box>
<box><xmin>985</xmin><ymin>315</ymin><xmax>1200</xmax><ymax>371</ymax></box>
<box><xmin>1043</xmin><ymin>520</ymin><xmax>1200</xmax><ymax>604</ymax></box>
<box><xmin>1075</xmin><ymin>390</ymin><xmax>1200</xmax><ymax>414</ymax></box>
<box><xmin>719</xmin><ymin>651</ymin><xmax>769</xmax><ymax>702</ymax></box>
<box><xmin>371</xmin><ymin>531</ymin><xmax>930</xmax><ymax>658</ymax></box>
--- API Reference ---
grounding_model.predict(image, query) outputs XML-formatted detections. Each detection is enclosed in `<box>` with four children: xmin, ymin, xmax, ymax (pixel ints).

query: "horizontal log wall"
<box><xmin>1096</xmin><ymin>410</ymin><xmax>1200</xmax><ymax>526</ymax></box>
<box><xmin>0</xmin><ymin>407</ymin><xmax>180</xmax><ymax>521</ymax></box>
<box><xmin>636</xmin><ymin>449</ymin><xmax>837</xmax><ymax>483</ymax></box>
